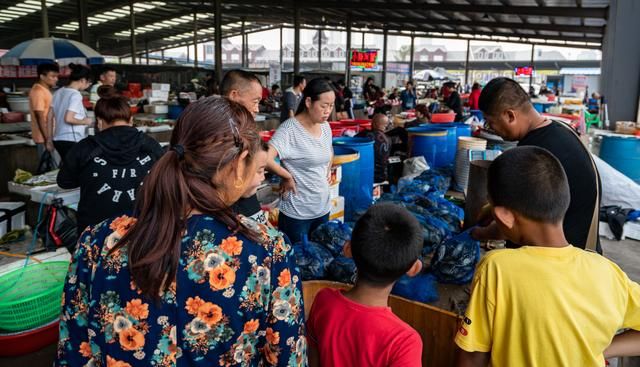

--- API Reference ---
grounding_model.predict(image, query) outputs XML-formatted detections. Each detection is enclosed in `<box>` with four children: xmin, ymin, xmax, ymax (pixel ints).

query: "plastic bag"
<box><xmin>430</xmin><ymin>229</ymin><xmax>480</xmax><ymax>284</ymax></box>
<box><xmin>391</xmin><ymin>273</ymin><xmax>439</xmax><ymax>303</ymax></box>
<box><xmin>293</xmin><ymin>236</ymin><xmax>334</xmax><ymax>280</ymax></box>
<box><xmin>327</xmin><ymin>256</ymin><xmax>357</xmax><ymax>284</ymax></box>
<box><xmin>402</xmin><ymin>156</ymin><xmax>429</xmax><ymax>177</ymax></box>
<box><xmin>310</xmin><ymin>221</ymin><xmax>352</xmax><ymax>257</ymax></box>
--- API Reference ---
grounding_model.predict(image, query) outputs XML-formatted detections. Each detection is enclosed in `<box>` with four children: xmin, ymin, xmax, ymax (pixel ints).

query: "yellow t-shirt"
<box><xmin>455</xmin><ymin>245</ymin><xmax>640</xmax><ymax>367</ymax></box>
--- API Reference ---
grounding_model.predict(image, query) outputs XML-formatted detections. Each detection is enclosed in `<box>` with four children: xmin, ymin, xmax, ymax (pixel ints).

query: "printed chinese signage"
<box><xmin>514</xmin><ymin>66</ymin><xmax>534</xmax><ymax>76</ymax></box>
<box><xmin>350</xmin><ymin>49</ymin><xmax>381</xmax><ymax>72</ymax></box>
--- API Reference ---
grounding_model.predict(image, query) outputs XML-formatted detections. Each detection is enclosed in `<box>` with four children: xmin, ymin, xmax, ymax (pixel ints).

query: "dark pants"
<box><xmin>53</xmin><ymin>141</ymin><xmax>77</xmax><ymax>162</ymax></box>
<box><xmin>278</xmin><ymin>212</ymin><xmax>329</xmax><ymax>244</ymax></box>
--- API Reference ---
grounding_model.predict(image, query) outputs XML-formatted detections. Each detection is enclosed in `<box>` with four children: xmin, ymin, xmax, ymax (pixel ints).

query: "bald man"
<box><xmin>356</xmin><ymin>113</ymin><xmax>391</xmax><ymax>183</ymax></box>
<box><xmin>221</xmin><ymin>70</ymin><xmax>267</xmax><ymax>223</ymax></box>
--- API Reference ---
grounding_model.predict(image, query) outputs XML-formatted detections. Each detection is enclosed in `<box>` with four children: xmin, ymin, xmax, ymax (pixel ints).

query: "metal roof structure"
<box><xmin>0</xmin><ymin>0</ymin><xmax>609</xmax><ymax>57</ymax></box>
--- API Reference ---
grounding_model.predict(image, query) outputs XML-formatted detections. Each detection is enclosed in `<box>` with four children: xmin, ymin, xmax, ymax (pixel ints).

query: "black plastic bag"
<box><xmin>36</xmin><ymin>150</ymin><xmax>58</xmax><ymax>175</ymax></box>
<box><xmin>37</xmin><ymin>198</ymin><xmax>78</xmax><ymax>253</ymax></box>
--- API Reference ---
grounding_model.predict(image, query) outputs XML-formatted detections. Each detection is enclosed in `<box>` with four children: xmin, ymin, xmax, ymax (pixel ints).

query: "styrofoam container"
<box><xmin>329</xmin><ymin>196</ymin><xmax>345</xmax><ymax>223</ymax></box>
<box><xmin>147</xmin><ymin>97</ymin><xmax>168</xmax><ymax>104</ymax></box>
<box><xmin>143</xmin><ymin>104</ymin><xmax>169</xmax><ymax>114</ymax></box>
<box><xmin>329</xmin><ymin>182</ymin><xmax>340</xmax><ymax>199</ymax></box>
<box><xmin>29</xmin><ymin>186</ymin><xmax>80</xmax><ymax>206</ymax></box>
<box><xmin>0</xmin><ymin>202</ymin><xmax>26</xmax><ymax>237</ymax></box>
<box><xmin>599</xmin><ymin>220</ymin><xmax>640</xmax><ymax>241</ymax></box>
<box><xmin>7</xmin><ymin>182</ymin><xmax>57</xmax><ymax>196</ymax></box>
<box><xmin>151</xmin><ymin>83</ymin><xmax>170</xmax><ymax>91</ymax></box>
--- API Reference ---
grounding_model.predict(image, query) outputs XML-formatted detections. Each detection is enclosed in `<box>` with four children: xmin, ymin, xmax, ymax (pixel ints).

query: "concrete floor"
<box><xmin>602</xmin><ymin>237</ymin><xmax>640</xmax><ymax>282</ymax></box>
<box><xmin>1</xmin><ymin>237</ymin><xmax>639</xmax><ymax>367</ymax></box>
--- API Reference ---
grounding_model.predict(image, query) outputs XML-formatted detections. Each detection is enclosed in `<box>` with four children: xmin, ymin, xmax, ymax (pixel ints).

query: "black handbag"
<box><xmin>37</xmin><ymin>198</ymin><xmax>78</xmax><ymax>253</ymax></box>
<box><xmin>36</xmin><ymin>150</ymin><xmax>58</xmax><ymax>175</ymax></box>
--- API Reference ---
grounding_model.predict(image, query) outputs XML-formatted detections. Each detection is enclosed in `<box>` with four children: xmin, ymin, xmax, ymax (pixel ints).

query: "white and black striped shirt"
<box><xmin>270</xmin><ymin>117</ymin><xmax>333</xmax><ymax>220</ymax></box>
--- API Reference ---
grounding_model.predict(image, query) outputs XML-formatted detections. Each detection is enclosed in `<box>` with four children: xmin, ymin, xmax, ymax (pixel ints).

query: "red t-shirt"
<box><xmin>307</xmin><ymin>288</ymin><xmax>422</xmax><ymax>367</ymax></box>
<box><xmin>469</xmin><ymin>89</ymin><xmax>481</xmax><ymax>110</ymax></box>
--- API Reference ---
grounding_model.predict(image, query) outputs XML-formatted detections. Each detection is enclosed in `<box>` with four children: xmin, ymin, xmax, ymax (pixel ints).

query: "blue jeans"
<box><xmin>278</xmin><ymin>212</ymin><xmax>329</xmax><ymax>244</ymax></box>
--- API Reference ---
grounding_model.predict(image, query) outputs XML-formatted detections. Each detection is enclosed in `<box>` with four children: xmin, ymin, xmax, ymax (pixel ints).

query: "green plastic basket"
<box><xmin>0</xmin><ymin>261</ymin><xmax>68</xmax><ymax>332</ymax></box>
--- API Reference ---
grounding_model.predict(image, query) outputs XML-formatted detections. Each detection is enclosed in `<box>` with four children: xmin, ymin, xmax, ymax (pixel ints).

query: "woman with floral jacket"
<box><xmin>55</xmin><ymin>97</ymin><xmax>307</xmax><ymax>367</ymax></box>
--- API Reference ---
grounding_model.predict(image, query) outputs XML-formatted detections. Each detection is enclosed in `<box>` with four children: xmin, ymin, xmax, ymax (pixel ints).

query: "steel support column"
<box><xmin>214</xmin><ymin>0</ymin><xmax>223</xmax><ymax>84</ymax></box>
<box><xmin>129</xmin><ymin>0</ymin><xmax>136</xmax><ymax>65</ymax></box>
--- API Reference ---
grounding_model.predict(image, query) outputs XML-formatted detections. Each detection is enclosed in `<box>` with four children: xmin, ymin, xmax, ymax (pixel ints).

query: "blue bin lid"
<box><xmin>407</xmin><ymin>126</ymin><xmax>448</xmax><ymax>134</ymax></box>
<box><xmin>333</xmin><ymin>137</ymin><xmax>374</xmax><ymax>146</ymax></box>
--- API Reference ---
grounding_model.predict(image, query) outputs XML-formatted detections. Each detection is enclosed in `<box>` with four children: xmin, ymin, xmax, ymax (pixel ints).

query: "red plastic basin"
<box><xmin>0</xmin><ymin>319</ymin><xmax>59</xmax><ymax>357</ymax></box>
<box><xmin>431</xmin><ymin>113</ymin><xmax>456</xmax><ymax>123</ymax></box>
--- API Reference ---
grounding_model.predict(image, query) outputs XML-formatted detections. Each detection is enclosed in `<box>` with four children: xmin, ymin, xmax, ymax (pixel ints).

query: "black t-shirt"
<box><xmin>517</xmin><ymin>121</ymin><xmax>601</xmax><ymax>251</ymax></box>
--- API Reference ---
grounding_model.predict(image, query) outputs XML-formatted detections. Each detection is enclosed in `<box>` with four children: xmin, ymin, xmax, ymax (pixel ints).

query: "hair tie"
<box><xmin>171</xmin><ymin>144</ymin><xmax>185</xmax><ymax>160</ymax></box>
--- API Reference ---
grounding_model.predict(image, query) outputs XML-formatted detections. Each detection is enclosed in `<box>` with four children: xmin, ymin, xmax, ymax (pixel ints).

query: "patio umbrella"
<box><xmin>0</xmin><ymin>37</ymin><xmax>104</xmax><ymax>66</ymax></box>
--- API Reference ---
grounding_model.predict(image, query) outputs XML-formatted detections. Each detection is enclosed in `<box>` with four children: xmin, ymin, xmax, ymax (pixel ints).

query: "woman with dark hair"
<box><xmin>56</xmin><ymin>97</ymin><xmax>307</xmax><ymax>367</ymax></box>
<box><xmin>267</xmin><ymin>78</ymin><xmax>335</xmax><ymax>243</ymax></box>
<box><xmin>51</xmin><ymin>63</ymin><xmax>93</xmax><ymax>159</ymax></box>
<box><xmin>57</xmin><ymin>86</ymin><xmax>163</xmax><ymax>234</ymax></box>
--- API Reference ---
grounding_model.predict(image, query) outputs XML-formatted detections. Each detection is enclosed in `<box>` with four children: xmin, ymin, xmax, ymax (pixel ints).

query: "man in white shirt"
<box><xmin>89</xmin><ymin>66</ymin><xmax>117</xmax><ymax>106</ymax></box>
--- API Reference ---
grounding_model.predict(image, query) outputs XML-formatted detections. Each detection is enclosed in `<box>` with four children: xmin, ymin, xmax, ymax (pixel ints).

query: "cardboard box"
<box><xmin>329</xmin><ymin>196</ymin><xmax>345</xmax><ymax>223</ymax></box>
<box><xmin>151</xmin><ymin>83</ymin><xmax>170</xmax><ymax>91</ymax></box>
<box><xmin>0</xmin><ymin>202</ymin><xmax>26</xmax><ymax>237</ymax></box>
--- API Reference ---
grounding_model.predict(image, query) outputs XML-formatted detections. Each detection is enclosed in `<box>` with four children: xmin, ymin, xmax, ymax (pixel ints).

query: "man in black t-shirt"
<box><xmin>472</xmin><ymin>77</ymin><xmax>601</xmax><ymax>252</ymax></box>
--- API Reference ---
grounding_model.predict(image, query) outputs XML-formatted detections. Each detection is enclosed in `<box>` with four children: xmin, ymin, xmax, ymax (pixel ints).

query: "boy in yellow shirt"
<box><xmin>455</xmin><ymin>146</ymin><xmax>640</xmax><ymax>367</ymax></box>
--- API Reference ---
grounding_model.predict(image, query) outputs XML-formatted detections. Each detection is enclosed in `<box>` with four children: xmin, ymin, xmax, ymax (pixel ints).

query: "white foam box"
<box><xmin>0</xmin><ymin>202</ymin><xmax>26</xmax><ymax>237</ymax></box>
<box><xmin>329</xmin><ymin>165</ymin><xmax>342</xmax><ymax>186</ymax></box>
<box><xmin>329</xmin><ymin>196</ymin><xmax>345</xmax><ymax>223</ymax></box>
<box><xmin>329</xmin><ymin>182</ymin><xmax>340</xmax><ymax>199</ymax></box>
<box><xmin>29</xmin><ymin>186</ymin><xmax>80</xmax><ymax>206</ymax></box>
<box><xmin>143</xmin><ymin>104</ymin><xmax>169</xmax><ymax>114</ymax></box>
<box><xmin>599</xmin><ymin>221</ymin><xmax>640</xmax><ymax>241</ymax></box>
<box><xmin>145</xmin><ymin>90</ymin><xmax>169</xmax><ymax>99</ymax></box>
<box><xmin>151</xmin><ymin>83</ymin><xmax>170</xmax><ymax>91</ymax></box>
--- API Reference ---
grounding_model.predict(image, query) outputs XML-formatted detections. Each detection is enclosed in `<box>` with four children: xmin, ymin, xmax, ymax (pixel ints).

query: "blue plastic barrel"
<box><xmin>168</xmin><ymin>105</ymin><xmax>184</xmax><ymax>120</ymax></box>
<box><xmin>407</xmin><ymin>127</ymin><xmax>449</xmax><ymax>168</ymax></box>
<box><xmin>600</xmin><ymin>135</ymin><xmax>640</xmax><ymax>183</ymax></box>
<box><xmin>415</xmin><ymin>125</ymin><xmax>456</xmax><ymax>166</ymax></box>
<box><xmin>333</xmin><ymin>137</ymin><xmax>374</xmax><ymax>220</ymax></box>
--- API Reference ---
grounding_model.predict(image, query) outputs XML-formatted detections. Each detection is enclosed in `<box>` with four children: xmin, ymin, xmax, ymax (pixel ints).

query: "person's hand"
<box><xmin>83</xmin><ymin>117</ymin><xmax>92</xmax><ymax>125</ymax></box>
<box><xmin>45</xmin><ymin>140</ymin><xmax>54</xmax><ymax>152</ymax></box>
<box><xmin>280</xmin><ymin>176</ymin><xmax>297</xmax><ymax>195</ymax></box>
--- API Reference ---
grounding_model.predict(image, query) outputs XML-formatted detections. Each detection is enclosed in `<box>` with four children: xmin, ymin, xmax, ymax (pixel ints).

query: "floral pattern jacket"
<box><xmin>55</xmin><ymin>214</ymin><xmax>307</xmax><ymax>367</ymax></box>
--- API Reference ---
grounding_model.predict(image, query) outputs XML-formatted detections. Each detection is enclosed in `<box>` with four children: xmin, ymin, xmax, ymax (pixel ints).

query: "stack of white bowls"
<box><xmin>454</xmin><ymin>137</ymin><xmax>488</xmax><ymax>192</ymax></box>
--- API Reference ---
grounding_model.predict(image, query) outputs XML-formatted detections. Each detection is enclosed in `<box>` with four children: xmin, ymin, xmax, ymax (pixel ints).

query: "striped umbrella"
<box><xmin>0</xmin><ymin>37</ymin><xmax>104</xmax><ymax>66</ymax></box>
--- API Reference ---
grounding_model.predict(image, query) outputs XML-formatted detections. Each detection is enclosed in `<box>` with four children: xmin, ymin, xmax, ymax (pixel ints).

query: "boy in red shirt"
<box><xmin>306</xmin><ymin>202</ymin><xmax>424</xmax><ymax>367</ymax></box>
